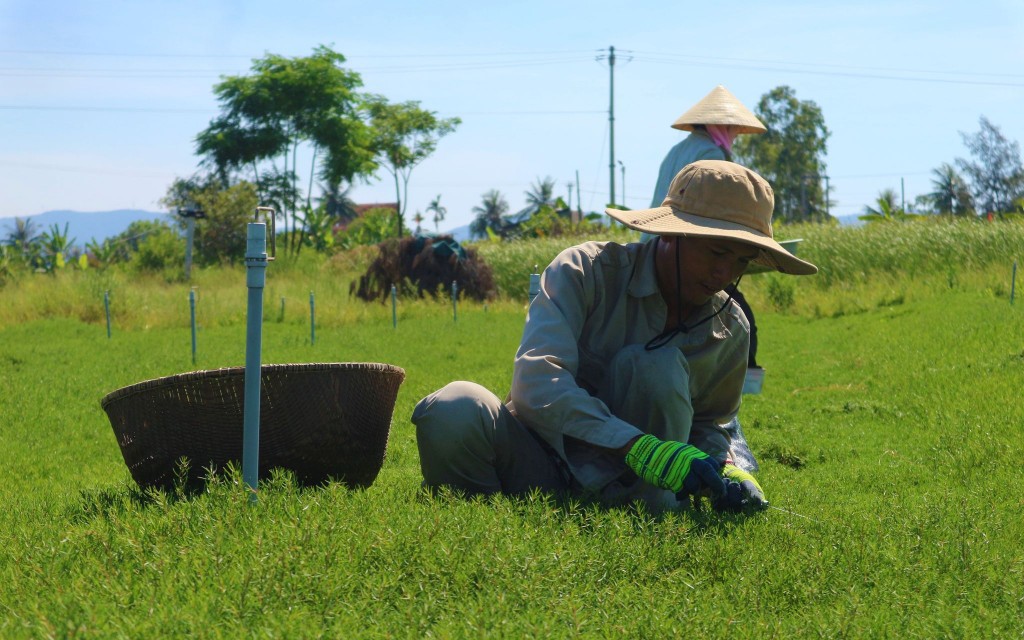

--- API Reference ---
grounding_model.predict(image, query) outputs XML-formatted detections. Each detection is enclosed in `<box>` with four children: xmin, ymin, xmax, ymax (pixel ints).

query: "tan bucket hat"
<box><xmin>606</xmin><ymin>160</ymin><xmax>817</xmax><ymax>275</ymax></box>
<box><xmin>672</xmin><ymin>85</ymin><xmax>767</xmax><ymax>134</ymax></box>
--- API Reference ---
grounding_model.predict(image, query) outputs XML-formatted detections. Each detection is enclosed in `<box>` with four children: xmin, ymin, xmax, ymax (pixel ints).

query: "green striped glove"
<box><xmin>625</xmin><ymin>434</ymin><xmax>726</xmax><ymax>500</ymax></box>
<box><xmin>722</xmin><ymin>464</ymin><xmax>769</xmax><ymax>511</ymax></box>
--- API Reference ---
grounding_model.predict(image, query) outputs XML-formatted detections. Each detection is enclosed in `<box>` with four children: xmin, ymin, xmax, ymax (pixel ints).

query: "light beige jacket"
<box><xmin>510</xmin><ymin>239</ymin><xmax>748</xmax><ymax>493</ymax></box>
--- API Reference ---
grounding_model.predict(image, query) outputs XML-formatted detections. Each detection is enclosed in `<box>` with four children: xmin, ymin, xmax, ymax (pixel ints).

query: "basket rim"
<box><xmin>100</xmin><ymin>362</ymin><xmax>406</xmax><ymax>410</ymax></box>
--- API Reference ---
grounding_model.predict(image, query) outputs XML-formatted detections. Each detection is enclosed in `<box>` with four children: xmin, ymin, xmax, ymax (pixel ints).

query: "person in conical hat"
<box><xmin>413</xmin><ymin>160</ymin><xmax>815</xmax><ymax>514</ymax></box>
<box><xmin>644</xmin><ymin>86</ymin><xmax>768</xmax><ymax>359</ymax></box>
<box><xmin>642</xmin><ymin>89</ymin><xmax>771</xmax><ymax>472</ymax></box>
<box><xmin>648</xmin><ymin>85</ymin><xmax>765</xmax><ymax>209</ymax></box>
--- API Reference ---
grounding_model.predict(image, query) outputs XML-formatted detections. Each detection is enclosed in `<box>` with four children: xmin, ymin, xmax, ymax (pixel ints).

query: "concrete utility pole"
<box><xmin>595</xmin><ymin>46</ymin><xmax>617</xmax><ymax>207</ymax></box>
<box><xmin>608</xmin><ymin>45</ymin><xmax>616</xmax><ymax>208</ymax></box>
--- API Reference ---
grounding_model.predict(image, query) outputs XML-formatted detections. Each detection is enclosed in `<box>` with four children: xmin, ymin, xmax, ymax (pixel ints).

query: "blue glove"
<box><xmin>625</xmin><ymin>434</ymin><xmax>726</xmax><ymax>501</ymax></box>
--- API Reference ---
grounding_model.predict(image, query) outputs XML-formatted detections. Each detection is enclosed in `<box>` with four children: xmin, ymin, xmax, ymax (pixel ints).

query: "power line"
<box><xmin>3</xmin><ymin>46</ymin><xmax>1020</xmax><ymax>87</ymax></box>
<box><xmin>0</xmin><ymin>105</ymin><xmax>210</xmax><ymax>113</ymax></box>
<box><xmin>339</xmin><ymin>55</ymin><xmax>594</xmax><ymax>74</ymax></box>
<box><xmin>0</xmin><ymin>104</ymin><xmax>603</xmax><ymax>116</ymax></box>
<box><xmin>0</xmin><ymin>159</ymin><xmax>173</xmax><ymax>177</ymax></box>
<box><xmin>455</xmin><ymin>109</ymin><xmax>604</xmax><ymax>115</ymax></box>
<box><xmin>0</xmin><ymin>69</ymin><xmax>226</xmax><ymax>79</ymax></box>
<box><xmin>0</xmin><ymin>57</ymin><xmax>595</xmax><ymax>79</ymax></box>
<box><xmin>0</xmin><ymin>47</ymin><xmax>594</xmax><ymax>59</ymax></box>
<box><xmin>628</xmin><ymin>53</ymin><xmax>1024</xmax><ymax>88</ymax></box>
<box><xmin>629</xmin><ymin>49</ymin><xmax>1024</xmax><ymax>80</ymax></box>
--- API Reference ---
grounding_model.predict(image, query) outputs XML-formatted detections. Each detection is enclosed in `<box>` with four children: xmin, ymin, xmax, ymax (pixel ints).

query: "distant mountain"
<box><xmin>834</xmin><ymin>214</ymin><xmax>865</xmax><ymax>227</ymax></box>
<box><xmin>445</xmin><ymin>224</ymin><xmax>472</xmax><ymax>243</ymax></box>
<box><xmin>1</xmin><ymin>209</ymin><xmax>170</xmax><ymax>247</ymax></box>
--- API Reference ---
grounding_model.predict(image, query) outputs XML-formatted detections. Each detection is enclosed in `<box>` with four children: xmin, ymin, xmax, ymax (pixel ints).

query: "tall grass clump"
<box><xmin>735</xmin><ymin>217</ymin><xmax>1024</xmax><ymax>318</ymax></box>
<box><xmin>3</xmin><ymin>218</ymin><xmax>1022</xmax><ymax>329</ymax></box>
<box><xmin>0</xmin><ymin>249</ymin><xmax>376</xmax><ymax>332</ymax></box>
<box><xmin>472</xmin><ymin>226</ymin><xmax>638</xmax><ymax>298</ymax></box>
<box><xmin>786</xmin><ymin>217</ymin><xmax>1024</xmax><ymax>288</ymax></box>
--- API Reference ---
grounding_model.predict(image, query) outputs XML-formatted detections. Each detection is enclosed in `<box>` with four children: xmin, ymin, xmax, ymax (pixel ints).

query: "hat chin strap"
<box><xmin>645</xmin><ymin>237</ymin><xmax>742</xmax><ymax>351</ymax></box>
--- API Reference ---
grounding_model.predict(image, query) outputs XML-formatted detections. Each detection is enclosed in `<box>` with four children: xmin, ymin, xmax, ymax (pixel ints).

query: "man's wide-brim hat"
<box><xmin>606</xmin><ymin>160</ymin><xmax>817</xmax><ymax>276</ymax></box>
<box><xmin>672</xmin><ymin>85</ymin><xmax>767</xmax><ymax>134</ymax></box>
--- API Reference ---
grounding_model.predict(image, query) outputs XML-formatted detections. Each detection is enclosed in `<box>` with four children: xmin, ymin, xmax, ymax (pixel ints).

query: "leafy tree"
<box><xmin>426</xmin><ymin>195</ymin><xmax>447</xmax><ymax>233</ymax></box>
<box><xmin>733</xmin><ymin>86</ymin><xmax>830</xmax><ymax>221</ymax></box>
<box><xmin>162</xmin><ymin>178</ymin><xmax>259</xmax><ymax>265</ymax></box>
<box><xmin>924</xmin><ymin>163</ymin><xmax>974</xmax><ymax>216</ymax></box>
<box><xmin>195</xmin><ymin>46</ymin><xmax>376</xmax><ymax>252</ymax></box>
<box><xmin>193</xmin><ymin>182</ymin><xmax>259</xmax><ymax>264</ymax></box>
<box><xmin>513</xmin><ymin>198</ymin><xmax>573</xmax><ymax>238</ymax></box>
<box><xmin>469</xmin><ymin>190</ymin><xmax>510</xmax><ymax>239</ymax></box>
<box><xmin>336</xmin><ymin>207</ymin><xmax>399</xmax><ymax>250</ymax></box>
<box><xmin>956</xmin><ymin>116</ymin><xmax>1024</xmax><ymax>214</ymax></box>
<box><xmin>525</xmin><ymin>176</ymin><xmax>557</xmax><ymax>209</ymax></box>
<box><xmin>117</xmin><ymin>219</ymin><xmax>175</xmax><ymax>254</ymax></box>
<box><xmin>253</xmin><ymin>168</ymin><xmax>301</xmax><ymax>229</ymax></box>
<box><xmin>364</xmin><ymin>95</ymin><xmax>461</xmax><ymax>237</ymax></box>
<box><xmin>133</xmin><ymin>226</ymin><xmax>185</xmax><ymax>273</ymax></box>
<box><xmin>87</xmin><ymin>219</ymin><xmax>175</xmax><ymax>268</ymax></box>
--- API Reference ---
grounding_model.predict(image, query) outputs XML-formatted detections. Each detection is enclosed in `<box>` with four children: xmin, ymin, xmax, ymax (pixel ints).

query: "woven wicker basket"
<box><xmin>100</xmin><ymin>362</ymin><xmax>406</xmax><ymax>491</ymax></box>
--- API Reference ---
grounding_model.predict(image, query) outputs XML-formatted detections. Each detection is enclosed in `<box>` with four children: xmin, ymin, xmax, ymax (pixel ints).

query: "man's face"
<box><xmin>657</xmin><ymin>235</ymin><xmax>759</xmax><ymax>308</ymax></box>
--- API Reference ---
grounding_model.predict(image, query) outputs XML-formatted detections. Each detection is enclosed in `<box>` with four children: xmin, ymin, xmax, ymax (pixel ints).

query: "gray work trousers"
<box><xmin>412</xmin><ymin>344</ymin><xmax>729</xmax><ymax>502</ymax></box>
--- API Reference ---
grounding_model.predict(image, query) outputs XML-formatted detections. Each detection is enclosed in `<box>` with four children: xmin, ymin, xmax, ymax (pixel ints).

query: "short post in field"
<box><xmin>391</xmin><ymin>284</ymin><xmax>397</xmax><ymax>328</ymax></box>
<box><xmin>177</xmin><ymin>207</ymin><xmax>205</xmax><ymax>281</ymax></box>
<box><xmin>452</xmin><ymin>280</ymin><xmax>458</xmax><ymax>323</ymax></box>
<box><xmin>309</xmin><ymin>290</ymin><xmax>316</xmax><ymax>346</ymax></box>
<box><xmin>1012</xmin><ymin>260</ymin><xmax>1017</xmax><ymax>305</ymax></box>
<box><xmin>189</xmin><ymin>288</ymin><xmax>198</xmax><ymax>365</ymax></box>
<box><xmin>279</xmin><ymin>297</ymin><xmax>285</xmax><ymax>322</ymax></box>
<box><xmin>104</xmin><ymin>290</ymin><xmax>111</xmax><ymax>339</ymax></box>
<box><xmin>243</xmin><ymin>206</ymin><xmax>275</xmax><ymax>503</ymax></box>
<box><xmin>184</xmin><ymin>217</ymin><xmax>195</xmax><ymax>280</ymax></box>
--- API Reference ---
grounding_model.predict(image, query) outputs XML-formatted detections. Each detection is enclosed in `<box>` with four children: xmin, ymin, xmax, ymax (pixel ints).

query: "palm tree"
<box><xmin>426</xmin><ymin>194</ymin><xmax>446</xmax><ymax>233</ymax></box>
<box><xmin>318</xmin><ymin>181</ymin><xmax>358</xmax><ymax>223</ymax></box>
<box><xmin>524</xmin><ymin>176</ymin><xmax>557</xmax><ymax>210</ymax></box>
<box><xmin>469</xmin><ymin>189</ymin><xmax>509</xmax><ymax>239</ymax></box>
<box><xmin>4</xmin><ymin>217</ymin><xmax>39</xmax><ymax>255</ymax></box>
<box><xmin>860</xmin><ymin>188</ymin><xmax>917</xmax><ymax>223</ymax></box>
<box><xmin>412</xmin><ymin>211</ymin><xmax>425</xmax><ymax>235</ymax></box>
<box><xmin>927</xmin><ymin>163</ymin><xmax>974</xmax><ymax>216</ymax></box>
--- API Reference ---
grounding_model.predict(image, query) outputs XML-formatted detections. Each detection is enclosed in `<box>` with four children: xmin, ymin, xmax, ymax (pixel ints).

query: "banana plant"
<box><xmin>85</xmin><ymin>237</ymin><xmax>121</xmax><ymax>269</ymax></box>
<box><xmin>298</xmin><ymin>205</ymin><xmax>336</xmax><ymax>253</ymax></box>
<box><xmin>38</xmin><ymin>223</ymin><xmax>76</xmax><ymax>272</ymax></box>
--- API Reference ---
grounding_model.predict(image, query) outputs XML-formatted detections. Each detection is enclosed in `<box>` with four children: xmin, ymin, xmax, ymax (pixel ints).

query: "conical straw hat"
<box><xmin>671</xmin><ymin>85</ymin><xmax>766</xmax><ymax>134</ymax></box>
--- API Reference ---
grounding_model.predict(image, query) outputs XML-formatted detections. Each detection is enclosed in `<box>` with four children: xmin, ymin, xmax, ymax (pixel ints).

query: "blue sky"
<box><xmin>1</xmin><ymin>0</ymin><xmax>1022</xmax><ymax>231</ymax></box>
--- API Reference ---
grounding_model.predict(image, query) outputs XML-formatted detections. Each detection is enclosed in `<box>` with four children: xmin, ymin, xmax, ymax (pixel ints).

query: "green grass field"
<box><xmin>1</xmin><ymin>221</ymin><xmax>1023</xmax><ymax>637</ymax></box>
